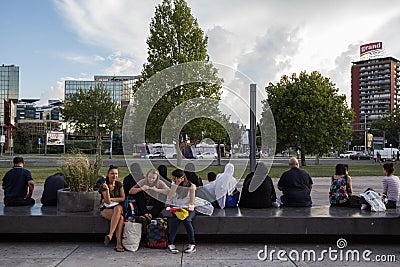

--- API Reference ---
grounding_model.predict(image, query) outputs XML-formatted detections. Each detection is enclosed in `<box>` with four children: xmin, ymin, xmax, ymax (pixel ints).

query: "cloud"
<box><xmin>64</xmin><ymin>53</ymin><xmax>105</xmax><ymax>64</ymax></box>
<box><xmin>105</xmin><ymin>52</ymin><xmax>135</xmax><ymax>75</ymax></box>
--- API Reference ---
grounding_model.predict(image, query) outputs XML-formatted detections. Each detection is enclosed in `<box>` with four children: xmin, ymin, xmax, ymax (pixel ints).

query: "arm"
<box><xmin>188</xmin><ymin>184</ymin><xmax>196</xmax><ymax>211</ymax></box>
<box><xmin>100</xmin><ymin>183</ymin><xmax>111</xmax><ymax>204</ymax></box>
<box><xmin>347</xmin><ymin>176</ymin><xmax>353</xmax><ymax>195</ymax></box>
<box><xmin>25</xmin><ymin>180</ymin><xmax>35</xmax><ymax>199</ymax></box>
<box><xmin>270</xmin><ymin>177</ymin><xmax>277</xmax><ymax>201</ymax></box>
<box><xmin>382</xmin><ymin>178</ymin><xmax>388</xmax><ymax>196</ymax></box>
<box><xmin>129</xmin><ymin>184</ymin><xmax>148</xmax><ymax>195</ymax></box>
<box><xmin>166</xmin><ymin>182</ymin><xmax>178</xmax><ymax>203</ymax></box>
<box><xmin>308</xmin><ymin>184</ymin><xmax>313</xmax><ymax>192</ymax></box>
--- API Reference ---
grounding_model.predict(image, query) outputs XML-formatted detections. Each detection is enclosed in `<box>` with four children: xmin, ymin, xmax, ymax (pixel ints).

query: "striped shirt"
<box><xmin>382</xmin><ymin>175</ymin><xmax>400</xmax><ymax>202</ymax></box>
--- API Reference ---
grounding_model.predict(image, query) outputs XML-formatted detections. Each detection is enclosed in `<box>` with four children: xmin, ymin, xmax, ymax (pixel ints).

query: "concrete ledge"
<box><xmin>0</xmin><ymin>204</ymin><xmax>399</xmax><ymax>235</ymax></box>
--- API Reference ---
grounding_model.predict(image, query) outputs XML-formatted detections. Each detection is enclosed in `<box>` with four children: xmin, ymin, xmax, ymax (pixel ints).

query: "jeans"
<box><xmin>4</xmin><ymin>196</ymin><xmax>35</xmax><ymax>206</ymax></box>
<box><xmin>168</xmin><ymin>210</ymin><xmax>196</xmax><ymax>245</ymax></box>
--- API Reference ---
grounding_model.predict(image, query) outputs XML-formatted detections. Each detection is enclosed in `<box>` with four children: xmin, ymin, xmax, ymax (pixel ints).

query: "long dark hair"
<box><xmin>383</xmin><ymin>162</ymin><xmax>395</xmax><ymax>175</ymax></box>
<box><xmin>335</xmin><ymin>164</ymin><xmax>346</xmax><ymax>176</ymax></box>
<box><xmin>172</xmin><ymin>169</ymin><xmax>192</xmax><ymax>199</ymax></box>
<box><xmin>106</xmin><ymin>165</ymin><xmax>118</xmax><ymax>184</ymax></box>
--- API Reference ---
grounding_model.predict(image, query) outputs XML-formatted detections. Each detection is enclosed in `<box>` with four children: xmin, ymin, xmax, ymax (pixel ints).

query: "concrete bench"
<box><xmin>1</xmin><ymin>204</ymin><xmax>399</xmax><ymax>236</ymax></box>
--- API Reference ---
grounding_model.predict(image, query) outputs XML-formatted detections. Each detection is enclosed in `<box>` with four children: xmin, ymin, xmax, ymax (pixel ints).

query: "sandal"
<box><xmin>144</xmin><ymin>214</ymin><xmax>152</xmax><ymax>223</ymax></box>
<box><xmin>114</xmin><ymin>247</ymin><xmax>125</xmax><ymax>252</ymax></box>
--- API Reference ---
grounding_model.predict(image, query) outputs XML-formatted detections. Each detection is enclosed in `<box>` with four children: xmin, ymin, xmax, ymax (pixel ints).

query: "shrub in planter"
<box><xmin>57</xmin><ymin>153</ymin><xmax>101</xmax><ymax>212</ymax></box>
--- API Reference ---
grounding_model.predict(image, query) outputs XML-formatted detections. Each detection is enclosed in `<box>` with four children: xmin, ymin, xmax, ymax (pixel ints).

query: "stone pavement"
<box><xmin>0</xmin><ymin>241</ymin><xmax>399</xmax><ymax>266</ymax></box>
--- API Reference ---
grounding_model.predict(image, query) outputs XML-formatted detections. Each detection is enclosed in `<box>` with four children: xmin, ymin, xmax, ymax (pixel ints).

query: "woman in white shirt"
<box><xmin>382</xmin><ymin>163</ymin><xmax>400</xmax><ymax>209</ymax></box>
<box><xmin>166</xmin><ymin>169</ymin><xmax>196</xmax><ymax>254</ymax></box>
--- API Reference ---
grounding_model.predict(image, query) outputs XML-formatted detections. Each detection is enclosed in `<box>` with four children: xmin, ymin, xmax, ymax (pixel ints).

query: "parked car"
<box><xmin>339</xmin><ymin>151</ymin><xmax>357</xmax><ymax>158</ymax></box>
<box><xmin>195</xmin><ymin>151</ymin><xmax>217</xmax><ymax>159</ymax></box>
<box><xmin>145</xmin><ymin>151</ymin><xmax>166</xmax><ymax>159</ymax></box>
<box><xmin>350</xmin><ymin>152</ymin><xmax>372</xmax><ymax>160</ymax></box>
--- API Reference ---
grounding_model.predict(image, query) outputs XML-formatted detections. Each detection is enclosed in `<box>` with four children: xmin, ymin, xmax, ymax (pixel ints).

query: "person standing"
<box><xmin>2</xmin><ymin>156</ymin><xmax>35</xmax><ymax>206</ymax></box>
<box><xmin>277</xmin><ymin>157</ymin><xmax>313</xmax><ymax>207</ymax></box>
<box><xmin>382</xmin><ymin>163</ymin><xmax>400</xmax><ymax>209</ymax></box>
<box><xmin>41</xmin><ymin>173</ymin><xmax>68</xmax><ymax>206</ymax></box>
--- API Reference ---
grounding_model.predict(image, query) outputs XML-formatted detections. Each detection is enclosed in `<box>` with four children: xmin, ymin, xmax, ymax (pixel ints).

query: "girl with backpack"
<box><xmin>329</xmin><ymin>164</ymin><xmax>353</xmax><ymax>206</ymax></box>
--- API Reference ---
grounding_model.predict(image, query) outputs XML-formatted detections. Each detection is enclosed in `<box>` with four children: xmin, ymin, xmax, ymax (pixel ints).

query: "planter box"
<box><xmin>57</xmin><ymin>189</ymin><xmax>101</xmax><ymax>212</ymax></box>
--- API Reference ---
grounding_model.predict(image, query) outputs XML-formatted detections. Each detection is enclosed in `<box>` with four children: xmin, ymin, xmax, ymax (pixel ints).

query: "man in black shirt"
<box><xmin>41</xmin><ymin>173</ymin><xmax>68</xmax><ymax>206</ymax></box>
<box><xmin>278</xmin><ymin>157</ymin><xmax>313</xmax><ymax>207</ymax></box>
<box><xmin>2</xmin><ymin>156</ymin><xmax>35</xmax><ymax>206</ymax></box>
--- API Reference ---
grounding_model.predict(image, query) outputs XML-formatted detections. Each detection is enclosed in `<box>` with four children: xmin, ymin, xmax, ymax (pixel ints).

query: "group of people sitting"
<box><xmin>2</xmin><ymin>156</ymin><xmax>399</xmax><ymax>253</ymax></box>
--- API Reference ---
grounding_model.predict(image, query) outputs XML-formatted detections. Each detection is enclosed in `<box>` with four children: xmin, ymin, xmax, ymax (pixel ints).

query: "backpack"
<box><xmin>329</xmin><ymin>176</ymin><xmax>349</xmax><ymax>205</ymax></box>
<box><xmin>146</xmin><ymin>218</ymin><xmax>168</xmax><ymax>249</ymax></box>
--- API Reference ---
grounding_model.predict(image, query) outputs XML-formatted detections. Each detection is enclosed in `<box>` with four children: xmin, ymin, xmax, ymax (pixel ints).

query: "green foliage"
<box><xmin>59</xmin><ymin>152</ymin><xmax>100</xmax><ymax>192</ymax></box>
<box><xmin>14</xmin><ymin>128</ymin><xmax>32</xmax><ymax>154</ymax></box>
<box><xmin>263</xmin><ymin>71</ymin><xmax>354</xmax><ymax>165</ymax></box>
<box><xmin>134</xmin><ymin>0</ymin><xmax>224</xmax><ymax>144</ymax></box>
<box><xmin>61</xmin><ymin>84</ymin><xmax>122</xmax><ymax>163</ymax></box>
<box><xmin>371</xmin><ymin>107</ymin><xmax>400</xmax><ymax>148</ymax></box>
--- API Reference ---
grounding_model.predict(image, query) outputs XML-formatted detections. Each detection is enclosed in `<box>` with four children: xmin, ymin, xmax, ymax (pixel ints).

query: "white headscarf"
<box><xmin>215</xmin><ymin>163</ymin><xmax>238</xmax><ymax>209</ymax></box>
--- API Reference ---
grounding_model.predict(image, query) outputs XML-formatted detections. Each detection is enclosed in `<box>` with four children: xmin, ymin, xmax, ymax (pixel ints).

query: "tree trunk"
<box><xmin>314</xmin><ymin>154</ymin><xmax>320</xmax><ymax>165</ymax></box>
<box><xmin>175</xmin><ymin>142</ymin><xmax>183</xmax><ymax>167</ymax></box>
<box><xmin>96</xmin><ymin>133</ymin><xmax>102</xmax><ymax>168</ymax></box>
<box><xmin>300</xmin><ymin>149</ymin><xmax>306</xmax><ymax>166</ymax></box>
<box><xmin>217</xmin><ymin>141</ymin><xmax>221</xmax><ymax>166</ymax></box>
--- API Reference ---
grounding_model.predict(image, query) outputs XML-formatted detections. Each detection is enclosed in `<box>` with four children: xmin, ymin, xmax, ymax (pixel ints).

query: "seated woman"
<box><xmin>184</xmin><ymin>163</ymin><xmax>203</xmax><ymax>187</ymax></box>
<box><xmin>215</xmin><ymin>163</ymin><xmax>239</xmax><ymax>208</ymax></box>
<box><xmin>166</xmin><ymin>169</ymin><xmax>196</xmax><ymax>254</ymax></box>
<box><xmin>382</xmin><ymin>162</ymin><xmax>400</xmax><ymax>209</ymax></box>
<box><xmin>329</xmin><ymin>164</ymin><xmax>353</xmax><ymax>206</ymax></box>
<box><xmin>239</xmin><ymin>162</ymin><xmax>277</xmax><ymax>208</ymax></box>
<box><xmin>99</xmin><ymin>165</ymin><xmax>126</xmax><ymax>252</ymax></box>
<box><xmin>129</xmin><ymin>169</ymin><xmax>169</xmax><ymax>224</ymax></box>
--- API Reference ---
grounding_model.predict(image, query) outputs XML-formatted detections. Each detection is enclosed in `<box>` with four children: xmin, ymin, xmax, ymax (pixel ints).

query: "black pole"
<box><xmin>250</xmin><ymin>84</ymin><xmax>257</xmax><ymax>172</ymax></box>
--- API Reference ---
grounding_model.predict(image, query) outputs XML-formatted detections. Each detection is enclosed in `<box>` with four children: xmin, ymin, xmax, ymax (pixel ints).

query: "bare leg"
<box><xmin>115</xmin><ymin>215</ymin><xmax>124</xmax><ymax>250</ymax></box>
<box><xmin>109</xmin><ymin>205</ymin><xmax>123</xmax><ymax>238</ymax></box>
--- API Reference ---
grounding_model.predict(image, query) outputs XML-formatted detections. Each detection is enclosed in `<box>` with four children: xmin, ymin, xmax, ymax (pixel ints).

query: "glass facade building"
<box><xmin>0</xmin><ymin>64</ymin><xmax>19</xmax><ymax>125</ymax></box>
<box><xmin>64</xmin><ymin>75</ymin><xmax>140</xmax><ymax>108</ymax></box>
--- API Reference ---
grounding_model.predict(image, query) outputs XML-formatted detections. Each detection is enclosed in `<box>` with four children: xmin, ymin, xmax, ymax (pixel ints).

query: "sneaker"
<box><xmin>168</xmin><ymin>244</ymin><xmax>179</xmax><ymax>254</ymax></box>
<box><xmin>184</xmin><ymin>244</ymin><xmax>196</xmax><ymax>253</ymax></box>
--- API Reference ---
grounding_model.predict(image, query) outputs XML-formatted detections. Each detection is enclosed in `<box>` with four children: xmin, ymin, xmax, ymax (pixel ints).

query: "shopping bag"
<box><xmin>122</xmin><ymin>221</ymin><xmax>142</xmax><ymax>252</ymax></box>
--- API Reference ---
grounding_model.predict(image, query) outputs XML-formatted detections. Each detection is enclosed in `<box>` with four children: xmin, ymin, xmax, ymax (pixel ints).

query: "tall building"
<box><xmin>351</xmin><ymin>43</ymin><xmax>400</xmax><ymax>129</ymax></box>
<box><xmin>0</xmin><ymin>64</ymin><xmax>19</xmax><ymax>126</ymax></box>
<box><xmin>64</xmin><ymin>75</ymin><xmax>140</xmax><ymax>108</ymax></box>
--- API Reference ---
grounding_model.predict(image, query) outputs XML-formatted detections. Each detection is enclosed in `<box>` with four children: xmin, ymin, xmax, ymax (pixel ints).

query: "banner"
<box><xmin>46</xmin><ymin>131</ymin><xmax>65</xmax><ymax>146</ymax></box>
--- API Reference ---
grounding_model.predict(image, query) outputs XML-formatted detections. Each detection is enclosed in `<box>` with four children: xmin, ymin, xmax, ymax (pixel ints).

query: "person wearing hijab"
<box><xmin>215</xmin><ymin>163</ymin><xmax>239</xmax><ymax>209</ymax></box>
<box><xmin>239</xmin><ymin>162</ymin><xmax>277</xmax><ymax>208</ymax></box>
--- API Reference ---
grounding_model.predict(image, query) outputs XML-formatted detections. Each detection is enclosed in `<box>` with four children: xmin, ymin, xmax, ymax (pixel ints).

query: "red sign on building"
<box><xmin>360</xmin><ymin>42</ymin><xmax>382</xmax><ymax>56</ymax></box>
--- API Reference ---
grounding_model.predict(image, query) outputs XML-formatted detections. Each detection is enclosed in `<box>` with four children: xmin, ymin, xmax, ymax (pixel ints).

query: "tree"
<box><xmin>14</xmin><ymin>128</ymin><xmax>31</xmax><ymax>154</ymax></box>
<box><xmin>61</xmin><ymin>84</ymin><xmax>122</xmax><ymax>165</ymax></box>
<box><xmin>131</xmin><ymin>0</ymin><xmax>225</xmax><ymax>165</ymax></box>
<box><xmin>371</xmin><ymin>107</ymin><xmax>400</xmax><ymax>148</ymax></box>
<box><xmin>262</xmin><ymin>71</ymin><xmax>354</xmax><ymax>166</ymax></box>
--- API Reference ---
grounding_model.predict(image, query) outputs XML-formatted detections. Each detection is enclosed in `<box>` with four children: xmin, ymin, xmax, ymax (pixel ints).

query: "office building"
<box><xmin>351</xmin><ymin>43</ymin><xmax>400</xmax><ymax>129</ymax></box>
<box><xmin>64</xmin><ymin>75</ymin><xmax>140</xmax><ymax>108</ymax></box>
<box><xmin>0</xmin><ymin>64</ymin><xmax>19</xmax><ymax>126</ymax></box>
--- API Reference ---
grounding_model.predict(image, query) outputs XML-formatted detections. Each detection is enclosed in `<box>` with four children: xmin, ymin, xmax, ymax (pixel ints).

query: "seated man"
<box><xmin>278</xmin><ymin>157</ymin><xmax>313</xmax><ymax>207</ymax></box>
<box><xmin>41</xmin><ymin>173</ymin><xmax>68</xmax><ymax>206</ymax></box>
<box><xmin>2</xmin><ymin>156</ymin><xmax>35</xmax><ymax>206</ymax></box>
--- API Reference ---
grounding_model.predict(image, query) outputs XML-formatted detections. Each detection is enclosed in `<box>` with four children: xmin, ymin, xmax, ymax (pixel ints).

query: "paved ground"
<box><xmin>0</xmin><ymin>241</ymin><xmax>399</xmax><ymax>266</ymax></box>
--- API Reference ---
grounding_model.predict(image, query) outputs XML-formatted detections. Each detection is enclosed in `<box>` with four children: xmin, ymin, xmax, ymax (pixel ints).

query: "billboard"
<box><xmin>360</xmin><ymin>42</ymin><xmax>382</xmax><ymax>56</ymax></box>
<box><xmin>46</xmin><ymin>131</ymin><xmax>65</xmax><ymax>146</ymax></box>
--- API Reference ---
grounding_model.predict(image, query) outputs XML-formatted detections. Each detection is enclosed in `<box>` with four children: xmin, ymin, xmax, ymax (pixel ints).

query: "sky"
<box><xmin>2</xmin><ymin>0</ymin><xmax>400</xmax><ymax>124</ymax></box>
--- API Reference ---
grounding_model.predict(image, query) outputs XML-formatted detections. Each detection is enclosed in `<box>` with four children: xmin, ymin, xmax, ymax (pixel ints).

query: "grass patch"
<box><xmin>0</xmin><ymin>163</ymin><xmax>385</xmax><ymax>183</ymax></box>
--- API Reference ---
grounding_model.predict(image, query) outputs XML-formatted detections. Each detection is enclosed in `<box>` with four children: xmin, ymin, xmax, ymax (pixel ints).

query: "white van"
<box><xmin>374</xmin><ymin>148</ymin><xmax>399</xmax><ymax>162</ymax></box>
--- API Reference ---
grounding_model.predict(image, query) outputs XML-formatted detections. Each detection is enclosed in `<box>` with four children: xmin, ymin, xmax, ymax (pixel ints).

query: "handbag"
<box><xmin>360</xmin><ymin>189</ymin><xmax>386</xmax><ymax>212</ymax></box>
<box><xmin>225</xmin><ymin>189</ymin><xmax>240</xmax><ymax>208</ymax></box>
<box><xmin>122</xmin><ymin>221</ymin><xmax>142</xmax><ymax>252</ymax></box>
<box><xmin>194</xmin><ymin>197</ymin><xmax>214</xmax><ymax>216</ymax></box>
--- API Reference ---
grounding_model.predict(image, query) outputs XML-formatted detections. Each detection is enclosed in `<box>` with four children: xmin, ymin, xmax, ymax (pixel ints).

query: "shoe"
<box><xmin>114</xmin><ymin>247</ymin><xmax>125</xmax><ymax>252</ymax></box>
<box><xmin>184</xmin><ymin>244</ymin><xmax>196</xmax><ymax>253</ymax></box>
<box><xmin>104</xmin><ymin>235</ymin><xmax>111</xmax><ymax>246</ymax></box>
<box><xmin>167</xmin><ymin>244</ymin><xmax>179</xmax><ymax>254</ymax></box>
<box><xmin>136</xmin><ymin>216</ymin><xmax>148</xmax><ymax>224</ymax></box>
